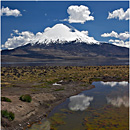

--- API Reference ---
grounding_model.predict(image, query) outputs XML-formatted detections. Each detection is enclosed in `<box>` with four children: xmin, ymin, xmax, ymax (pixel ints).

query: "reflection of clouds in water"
<box><xmin>68</xmin><ymin>94</ymin><xmax>93</xmax><ymax>111</ymax></box>
<box><xmin>107</xmin><ymin>96</ymin><xmax>129</xmax><ymax>107</ymax></box>
<box><xmin>100</xmin><ymin>81</ymin><xmax>128</xmax><ymax>87</ymax></box>
<box><xmin>118</xmin><ymin>81</ymin><xmax>129</xmax><ymax>86</ymax></box>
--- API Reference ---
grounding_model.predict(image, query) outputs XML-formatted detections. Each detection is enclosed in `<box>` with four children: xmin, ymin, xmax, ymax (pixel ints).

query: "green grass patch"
<box><xmin>89</xmin><ymin>78</ymin><xmax>101</xmax><ymax>84</ymax></box>
<box><xmin>19</xmin><ymin>94</ymin><xmax>32</xmax><ymax>102</ymax></box>
<box><xmin>1</xmin><ymin>110</ymin><xmax>15</xmax><ymax>121</ymax></box>
<box><xmin>1</xmin><ymin>97</ymin><xmax>12</xmax><ymax>102</ymax></box>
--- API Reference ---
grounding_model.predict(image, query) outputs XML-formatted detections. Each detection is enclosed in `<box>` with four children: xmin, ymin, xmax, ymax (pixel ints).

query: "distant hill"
<box><xmin>2</xmin><ymin>42</ymin><xmax>129</xmax><ymax>65</ymax></box>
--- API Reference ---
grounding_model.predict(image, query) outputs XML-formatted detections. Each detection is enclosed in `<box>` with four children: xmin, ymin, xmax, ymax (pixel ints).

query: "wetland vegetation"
<box><xmin>1</xmin><ymin>65</ymin><xmax>129</xmax><ymax>130</ymax></box>
<box><xmin>1</xmin><ymin>65</ymin><xmax>128</xmax><ymax>85</ymax></box>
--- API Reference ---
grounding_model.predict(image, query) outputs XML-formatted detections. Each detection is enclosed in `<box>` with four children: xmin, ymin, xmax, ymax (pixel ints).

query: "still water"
<box><xmin>2</xmin><ymin>59</ymin><xmax>129</xmax><ymax>67</ymax></box>
<box><xmin>28</xmin><ymin>81</ymin><xmax>129</xmax><ymax>130</ymax></box>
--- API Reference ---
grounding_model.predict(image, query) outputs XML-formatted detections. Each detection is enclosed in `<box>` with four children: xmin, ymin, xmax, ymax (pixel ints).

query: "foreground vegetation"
<box><xmin>2</xmin><ymin>97</ymin><xmax>12</xmax><ymax>102</ymax></box>
<box><xmin>1</xmin><ymin>65</ymin><xmax>129</xmax><ymax>130</ymax></box>
<box><xmin>1</xmin><ymin>65</ymin><xmax>128</xmax><ymax>87</ymax></box>
<box><xmin>1</xmin><ymin>110</ymin><xmax>15</xmax><ymax>121</ymax></box>
<box><xmin>19</xmin><ymin>94</ymin><xmax>32</xmax><ymax>103</ymax></box>
<box><xmin>83</xmin><ymin>105</ymin><xmax>128</xmax><ymax>130</ymax></box>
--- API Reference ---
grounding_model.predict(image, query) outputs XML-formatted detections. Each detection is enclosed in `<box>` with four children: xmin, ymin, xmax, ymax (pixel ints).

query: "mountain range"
<box><xmin>2</xmin><ymin>24</ymin><xmax>129</xmax><ymax>66</ymax></box>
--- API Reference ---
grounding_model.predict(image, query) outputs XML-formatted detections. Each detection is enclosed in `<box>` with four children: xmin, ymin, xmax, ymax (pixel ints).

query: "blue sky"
<box><xmin>1</xmin><ymin>1</ymin><xmax>129</xmax><ymax>48</ymax></box>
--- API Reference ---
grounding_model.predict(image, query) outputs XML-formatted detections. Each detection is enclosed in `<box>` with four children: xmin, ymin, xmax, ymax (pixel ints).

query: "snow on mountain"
<box><xmin>3</xmin><ymin>23</ymin><xmax>99</xmax><ymax>49</ymax></box>
<box><xmin>32</xmin><ymin>23</ymin><xmax>99</xmax><ymax>45</ymax></box>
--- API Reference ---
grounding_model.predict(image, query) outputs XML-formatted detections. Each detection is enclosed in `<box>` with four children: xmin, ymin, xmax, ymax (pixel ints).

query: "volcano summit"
<box><xmin>2</xmin><ymin>24</ymin><xmax>129</xmax><ymax>66</ymax></box>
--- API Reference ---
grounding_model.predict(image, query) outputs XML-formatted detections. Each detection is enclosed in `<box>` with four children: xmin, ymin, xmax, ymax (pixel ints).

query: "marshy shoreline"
<box><xmin>1</xmin><ymin>65</ymin><xmax>129</xmax><ymax>130</ymax></box>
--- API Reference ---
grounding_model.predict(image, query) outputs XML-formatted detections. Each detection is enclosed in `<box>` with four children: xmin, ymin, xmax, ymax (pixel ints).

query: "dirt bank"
<box><xmin>1</xmin><ymin>80</ymin><xmax>95</xmax><ymax>130</ymax></box>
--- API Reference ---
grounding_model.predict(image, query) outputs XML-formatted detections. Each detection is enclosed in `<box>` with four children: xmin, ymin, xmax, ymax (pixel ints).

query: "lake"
<box><xmin>27</xmin><ymin>81</ymin><xmax>129</xmax><ymax>130</ymax></box>
<box><xmin>1</xmin><ymin>59</ymin><xmax>129</xmax><ymax>67</ymax></box>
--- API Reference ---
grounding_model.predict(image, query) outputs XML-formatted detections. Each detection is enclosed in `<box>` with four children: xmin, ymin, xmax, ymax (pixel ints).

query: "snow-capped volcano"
<box><xmin>3</xmin><ymin>23</ymin><xmax>99</xmax><ymax>49</ymax></box>
<box><xmin>2</xmin><ymin>23</ymin><xmax>128</xmax><ymax>64</ymax></box>
<box><xmin>32</xmin><ymin>23</ymin><xmax>99</xmax><ymax>45</ymax></box>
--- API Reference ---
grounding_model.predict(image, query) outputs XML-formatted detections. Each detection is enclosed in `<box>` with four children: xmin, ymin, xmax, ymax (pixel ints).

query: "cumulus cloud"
<box><xmin>81</xmin><ymin>31</ymin><xmax>88</xmax><ymax>36</ymax></box>
<box><xmin>109</xmin><ymin>39</ymin><xmax>129</xmax><ymax>48</ymax></box>
<box><xmin>101</xmin><ymin>31</ymin><xmax>118</xmax><ymax>38</ymax></box>
<box><xmin>100</xmin><ymin>81</ymin><xmax>129</xmax><ymax>87</ymax></box>
<box><xmin>3</xmin><ymin>24</ymin><xmax>98</xmax><ymax>49</ymax></box>
<box><xmin>107</xmin><ymin>96</ymin><xmax>129</xmax><ymax>107</ymax></box>
<box><xmin>102</xmin><ymin>31</ymin><xmax>130</xmax><ymax>41</ymax></box>
<box><xmin>68</xmin><ymin>94</ymin><xmax>93</xmax><ymax>111</ymax></box>
<box><xmin>3</xmin><ymin>30</ymin><xmax>34</xmax><ymax>49</ymax></box>
<box><xmin>44</xmin><ymin>27</ymin><xmax>51</xmax><ymax>32</ymax></box>
<box><xmin>109</xmin><ymin>39</ymin><xmax>114</xmax><ymax>42</ymax></box>
<box><xmin>66</xmin><ymin>5</ymin><xmax>94</xmax><ymax>24</ymax></box>
<box><xmin>101</xmin><ymin>31</ymin><xmax>130</xmax><ymax>48</ymax></box>
<box><xmin>1</xmin><ymin>6</ymin><xmax>22</xmax><ymax>17</ymax></box>
<box><xmin>118</xmin><ymin>32</ymin><xmax>130</xmax><ymax>40</ymax></box>
<box><xmin>107</xmin><ymin>8</ymin><xmax>130</xmax><ymax>20</ymax></box>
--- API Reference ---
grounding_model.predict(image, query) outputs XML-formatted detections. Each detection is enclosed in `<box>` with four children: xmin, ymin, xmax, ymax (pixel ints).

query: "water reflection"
<box><xmin>100</xmin><ymin>81</ymin><xmax>128</xmax><ymax>87</ymax></box>
<box><xmin>107</xmin><ymin>96</ymin><xmax>129</xmax><ymax>107</ymax></box>
<box><xmin>103</xmin><ymin>81</ymin><xmax>129</xmax><ymax>107</ymax></box>
<box><xmin>28</xmin><ymin>81</ymin><xmax>129</xmax><ymax>130</ymax></box>
<box><xmin>68</xmin><ymin>94</ymin><xmax>93</xmax><ymax>111</ymax></box>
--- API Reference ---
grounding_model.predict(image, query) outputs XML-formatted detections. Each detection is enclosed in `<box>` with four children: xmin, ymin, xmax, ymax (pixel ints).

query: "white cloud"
<box><xmin>67</xmin><ymin>5</ymin><xmax>94</xmax><ymax>24</ymax></box>
<box><xmin>1</xmin><ymin>6</ymin><xmax>22</xmax><ymax>17</ymax></box>
<box><xmin>60</xmin><ymin>19</ymin><xmax>68</xmax><ymax>22</ymax></box>
<box><xmin>4</xmin><ymin>30</ymin><xmax>34</xmax><ymax>49</ymax></box>
<box><xmin>109</xmin><ymin>39</ymin><xmax>114</xmax><ymax>42</ymax></box>
<box><xmin>100</xmin><ymin>81</ymin><xmax>129</xmax><ymax>87</ymax></box>
<box><xmin>109</xmin><ymin>39</ymin><xmax>129</xmax><ymax>48</ymax></box>
<box><xmin>3</xmin><ymin>24</ymin><xmax>98</xmax><ymax>49</ymax></box>
<box><xmin>107</xmin><ymin>8</ymin><xmax>130</xmax><ymax>20</ymax></box>
<box><xmin>112</xmin><ymin>42</ymin><xmax>129</xmax><ymax>48</ymax></box>
<box><xmin>101</xmin><ymin>31</ymin><xmax>130</xmax><ymax>48</ymax></box>
<box><xmin>114</xmin><ymin>39</ymin><xmax>120</xmax><ymax>42</ymax></box>
<box><xmin>107</xmin><ymin>96</ymin><xmax>129</xmax><ymax>107</ymax></box>
<box><xmin>81</xmin><ymin>31</ymin><xmax>88</xmax><ymax>36</ymax></box>
<box><xmin>44</xmin><ymin>27</ymin><xmax>51</xmax><ymax>32</ymax></box>
<box><xmin>35</xmin><ymin>32</ymin><xmax>42</xmax><ymax>37</ymax></box>
<box><xmin>101</xmin><ymin>31</ymin><xmax>118</xmax><ymax>38</ymax></box>
<box><xmin>102</xmin><ymin>31</ymin><xmax>130</xmax><ymax>41</ymax></box>
<box><xmin>118</xmin><ymin>31</ymin><xmax>130</xmax><ymax>40</ymax></box>
<box><xmin>68</xmin><ymin>94</ymin><xmax>93</xmax><ymax>111</ymax></box>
